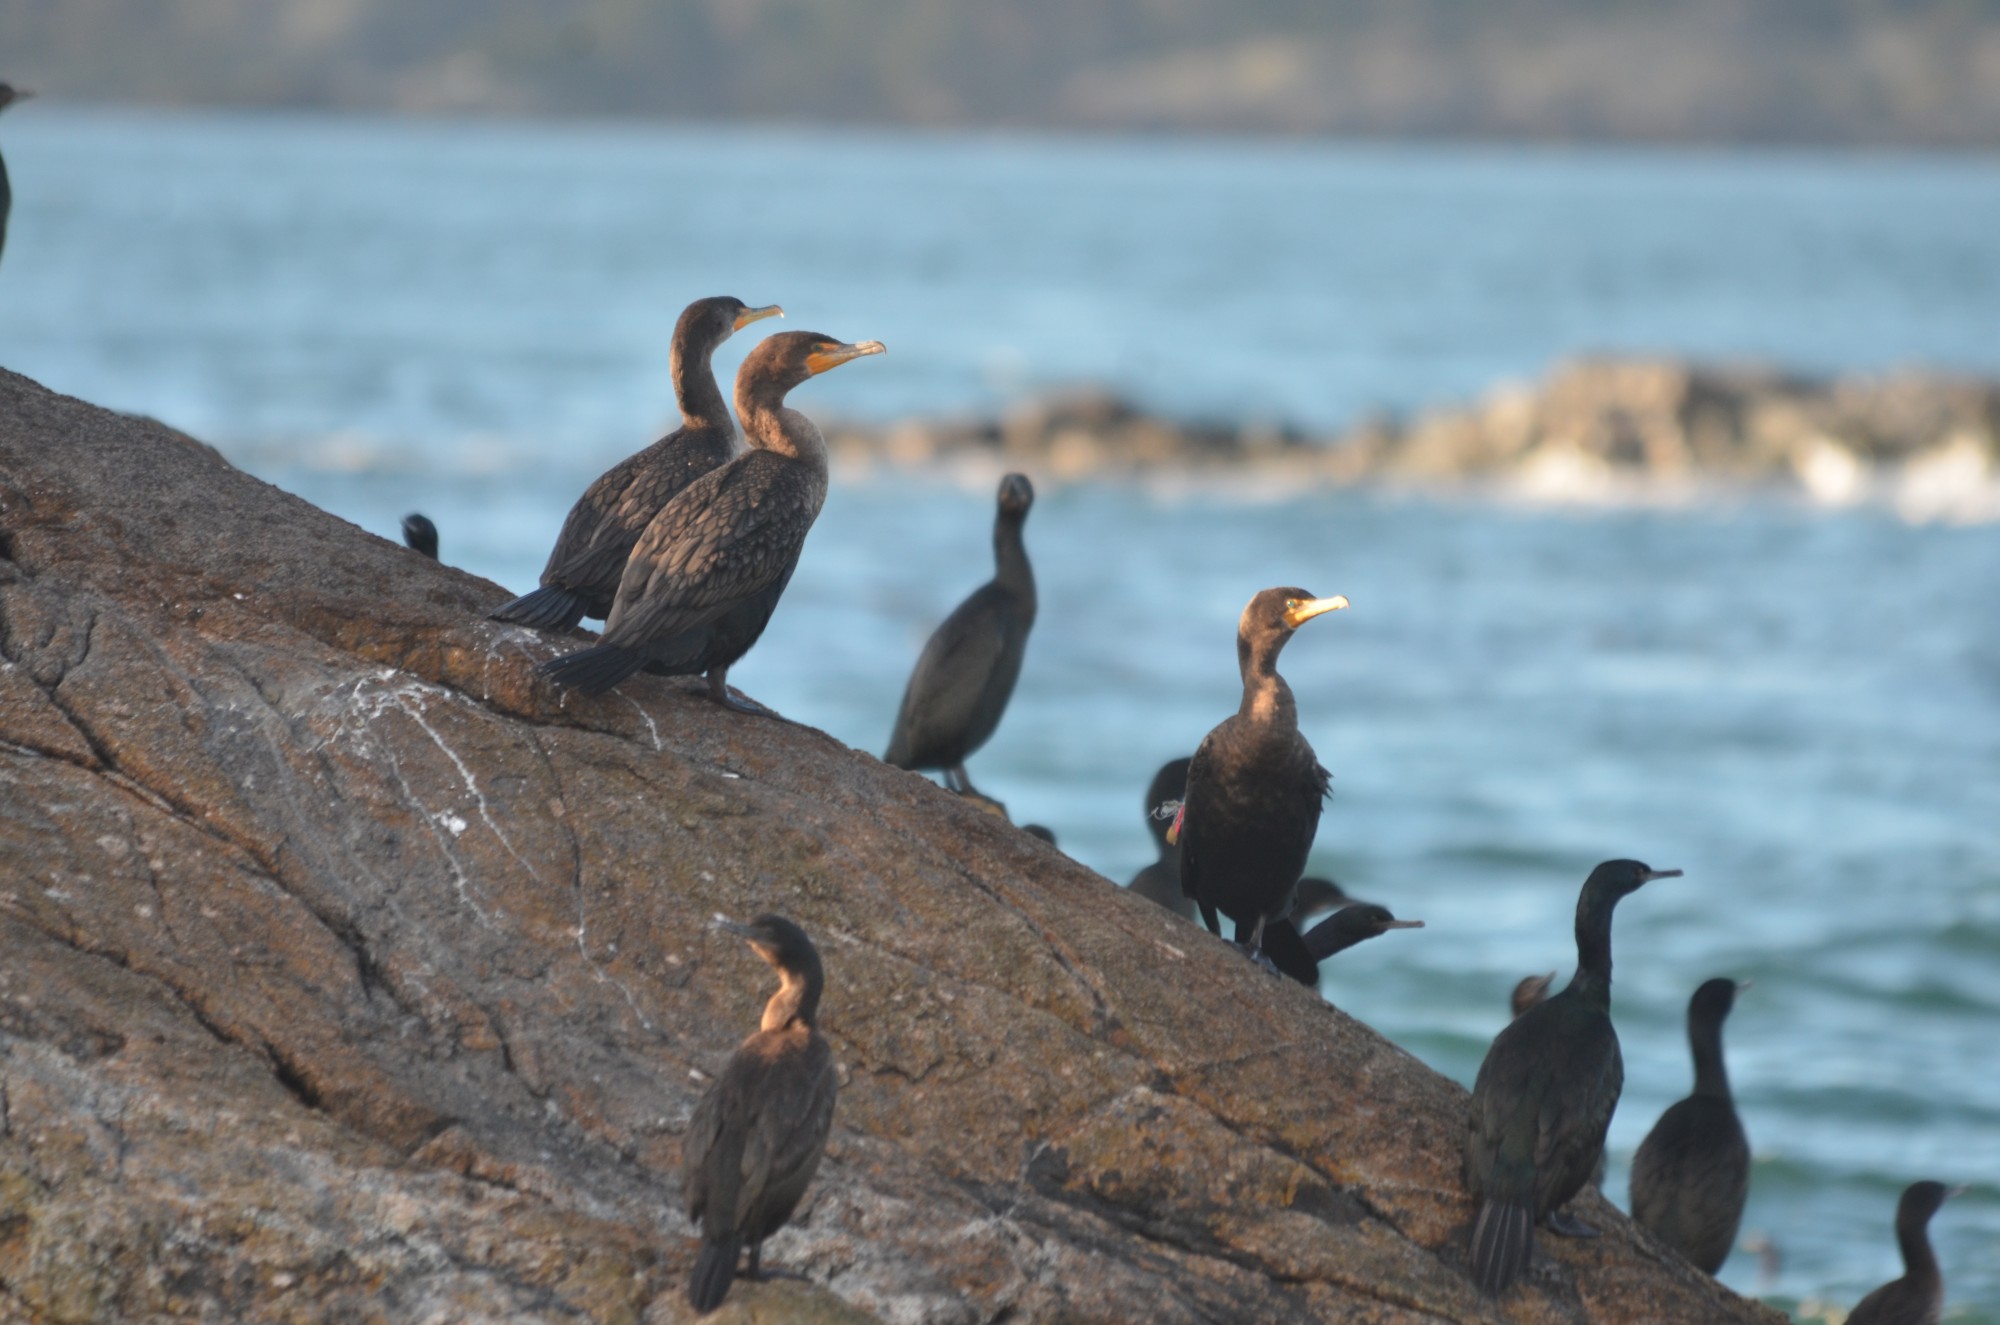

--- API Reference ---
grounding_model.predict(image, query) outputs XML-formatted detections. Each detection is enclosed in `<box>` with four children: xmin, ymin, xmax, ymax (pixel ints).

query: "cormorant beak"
<box><xmin>712</xmin><ymin>915</ymin><xmax>760</xmax><ymax>941</ymax></box>
<box><xmin>734</xmin><ymin>304</ymin><xmax>783</xmax><ymax>331</ymax></box>
<box><xmin>1638</xmin><ymin>867</ymin><xmax>1683</xmax><ymax>883</ymax></box>
<box><xmin>1945</xmin><ymin>1184</ymin><xmax>1970</xmax><ymax>1199</ymax></box>
<box><xmin>1282</xmin><ymin>595</ymin><xmax>1349</xmax><ymax>629</ymax></box>
<box><xmin>1379</xmin><ymin>919</ymin><xmax>1425</xmax><ymax>929</ymax></box>
<box><xmin>1736</xmin><ymin>979</ymin><xmax>1755</xmax><ymax>992</ymax></box>
<box><xmin>805</xmin><ymin>340</ymin><xmax>887</xmax><ymax>375</ymax></box>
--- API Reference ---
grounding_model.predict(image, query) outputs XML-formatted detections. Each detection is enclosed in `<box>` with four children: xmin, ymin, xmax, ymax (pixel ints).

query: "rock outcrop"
<box><xmin>0</xmin><ymin>367</ymin><xmax>1785</xmax><ymax>1323</ymax></box>
<box><xmin>829</xmin><ymin>359</ymin><xmax>2000</xmax><ymax>520</ymax></box>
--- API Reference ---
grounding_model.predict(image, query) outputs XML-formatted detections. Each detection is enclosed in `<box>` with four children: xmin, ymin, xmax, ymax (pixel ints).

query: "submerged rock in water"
<box><xmin>0</xmin><ymin>366</ymin><xmax>1785</xmax><ymax>1322</ymax></box>
<box><xmin>829</xmin><ymin>358</ymin><xmax>2000</xmax><ymax>518</ymax></box>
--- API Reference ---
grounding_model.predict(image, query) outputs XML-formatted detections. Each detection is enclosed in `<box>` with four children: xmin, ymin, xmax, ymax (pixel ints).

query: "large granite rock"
<box><xmin>0</xmin><ymin>368</ymin><xmax>1784</xmax><ymax>1323</ymax></box>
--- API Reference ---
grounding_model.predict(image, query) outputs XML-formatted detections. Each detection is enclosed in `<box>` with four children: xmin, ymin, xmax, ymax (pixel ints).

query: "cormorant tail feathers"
<box><xmin>492</xmin><ymin>585</ymin><xmax>588</xmax><ymax>632</ymax></box>
<box><xmin>1471</xmin><ymin>1197</ymin><xmax>1533</xmax><ymax>1295</ymax></box>
<box><xmin>686</xmin><ymin>1235</ymin><xmax>742</xmax><ymax>1313</ymax></box>
<box><xmin>538</xmin><ymin>643</ymin><xmax>646</xmax><ymax>694</ymax></box>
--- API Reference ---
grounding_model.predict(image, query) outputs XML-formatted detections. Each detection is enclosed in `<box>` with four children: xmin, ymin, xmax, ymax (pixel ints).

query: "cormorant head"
<box><xmin>1511</xmin><ymin>971</ymin><xmax>1556</xmax><ymax>1018</ymax></box>
<box><xmin>1689</xmin><ymin>976</ymin><xmax>1747</xmax><ymax>1026</ymax></box>
<box><xmin>1898</xmin><ymin>1180</ymin><xmax>1965</xmax><ymax>1231</ymax></box>
<box><xmin>1022</xmin><ymin>823</ymin><xmax>1057</xmax><ymax>846</ymax></box>
<box><xmin>401</xmin><ymin>513</ymin><xmax>439</xmax><ymax>560</ymax></box>
<box><xmin>1143</xmin><ymin>756</ymin><xmax>1192</xmax><ymax>849</ymax></box>
<box><xmin>1290</xmin><ymin>876</ymin><xmax>1352</xmax><ymax>919</ymax></box>
<box><xmin>678</xmin><ymin>295</ymin><xmax>783</xmax><ymax>353</ymax></box>
<box><xmin>0</xmin><ymin>86</ymin><xmax>33</xmax><ymax>114</ymax></box>
<box><xmin>1237</xmin><ymin>586</ymin><xmax>1348</xmax><ymax>667</ymax></box>
<box><xmin>1333</xmin><ymin>903</ymin><xmax>1424</xmax><ymax>941</ymax></box>
<box><xmin>996</xmin><ymin>472</ymin><xmax>1034</xmax><ymax>521</ymax></box>
<box><xmin>1581</xmin><ymin>858</ymin><xmax>1681</xmax><ymax>901</ymax></box>
<box><xmin>739</xmin><ymin>330</ymin><xmax>886</xmax><ymax>397</ymax></box>
<box><xmin>717</xmin><ymin>913</ymin><xmax>820</xmax><ymax>975</ymax></box>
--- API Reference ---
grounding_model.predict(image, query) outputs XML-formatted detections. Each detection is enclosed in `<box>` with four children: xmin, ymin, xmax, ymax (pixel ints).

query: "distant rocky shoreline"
<box><xmin>828</xmin><ymin>359</ymin><xmax>2000</xmax><ymax>520</ymax></box>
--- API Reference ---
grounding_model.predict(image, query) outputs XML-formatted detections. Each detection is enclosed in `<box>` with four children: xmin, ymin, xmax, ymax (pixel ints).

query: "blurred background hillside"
<box><xmin>10</xmin><ymin>0</ymin><xmax>2000</xmax><ymax>144</ymax></box>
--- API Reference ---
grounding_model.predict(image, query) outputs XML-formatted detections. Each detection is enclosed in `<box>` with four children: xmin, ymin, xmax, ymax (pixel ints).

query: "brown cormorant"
<box><xmin>1170</xmin><ymin>587</ymin><xmax>1348</xmax><ymax>963</ymax></box>
<box><xmin>884</xmin><ymin>473</ymin><xmax>1036</xmax><ymax>797</ymax></box>
<box><xmin>402</xmin><ymin>513</ymin><xmax>438</xmax><ymax>560</ymax></box>
<box><xmin>1847</xmin><ymin>1181</ymin><xmax>1963</xmax><ymax>1325</ymax></box>
<box><xmin>1629</xmin><ymin>977</ymin><xmax>1752</xmax><ymax>1274</ymax></box>
<box><xmin>493</xmin><ymin>296</ymin><xmax>782</xmax><ymax>631</ymax></box>
<box><xmin>1510</xmin><ymin>972</ymin><xmax>1556</xmax><ymax>1019</ymax></box>
<box><xmin>0</xmin><ymin>85</ymin><xmax>34</xmax><ymax>267</ymax></box>
<box><xmin>1464</xmin><ymin>858</ymin><xmax>1680</xmax><ymax>1294</ymax></box>
<box><xmin>538</xmin><ymin>331</ymin><xmax>884</xmax><ymax>706</ymax></box>
<box><xmin>682</xmin><ymin>914</ymin><xmax>838</xmax><ymax>1315</ymax></box>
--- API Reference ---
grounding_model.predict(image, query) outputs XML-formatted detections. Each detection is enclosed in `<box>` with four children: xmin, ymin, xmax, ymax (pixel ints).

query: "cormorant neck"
<box><xmin>669</xmin><ymin>329</ymin><xmax>731</xmax><ymax>434</ymax></box>
<box><xmin>993</xmin><ymin>513</ymin><xmax>1034</xmax><ymax>604</ymax></box>
<box><xmin>761</xmin><ymin>962</ymin><xmax>824</xmax><ymax>1032</ymax></box>
<box><xmin>1689</xmin><ymin>1013</ymin><xmax>1732</xmax><ymax>1099</ymax></box>
<box><xmin>1896</xmin><ymin>1214</ymin><xmax>1941</xmax><ymax>1288</ymax></box>
<box><xmin>1236</xmin><ymin>634</ymin><xmax>1296</xmax><ymax>728</ymax></box>
<box><xmin>1569</xmin><ymin>888</ymin><xmax>1619</xmax><ymax>1007</ymax></box>
<box><xmin>737</xmin><ymin>387</ymin><xmax>826</xmax><ymax>464</ymax></box>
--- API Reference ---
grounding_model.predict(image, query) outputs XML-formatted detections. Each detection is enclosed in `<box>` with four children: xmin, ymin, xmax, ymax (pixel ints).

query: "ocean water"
<box><xmin>2</xmin><ymin>110</ymin><xmax>1997</xmax><ymax>1316</ymax></box>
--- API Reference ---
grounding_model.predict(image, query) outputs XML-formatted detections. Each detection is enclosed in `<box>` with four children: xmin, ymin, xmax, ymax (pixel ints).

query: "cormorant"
<box><xmin>1129</xmin><ymin>756</ymin><xmax>1196</xmax><ymax>918</ymax></box>
<box><xmin>1170</xmin><ymin>587</ymin><xmax>1348</xmax><ymax>963</ymax></box>
<box><xmin>1463</xmin><ymin>858</ymin><xmax>1680</xmax><ymax>1295</ymax></box>
<box><xmin>682</xmin><ymin>914</ymin><xmax>838</xmax><ymax>1315</ymax></box>
<box><xmin>493</xmin><ymin>296</ymin><xmax>782</xmax><ymax>631</ymax></box>
<box><xmin>1847</xmin><ymin>1181</ymin><xmax>1963</xmax><ymax>1325</ymax></box>
<box><xmin>402</xmin><ymin>513</ymin><xmax>438</xmax><ymax>560</ymax></box>
<box><xmin>1510</xmin><ymin>972</ymin><xmax>1556</xmax><ymax>1019</ymax></box>
<box><xmin>538</xmin><ymin>331</ymin><xmax>883</xmax><ymax>706</ymax></box>
<box><xmin>1628</xmin><ymin>977</ymin><xmax>1752</xmax><ymax>1274</ymax></box>
<box><xmin>0</xmin><ymin>84</ymin><xmax>34</xmax><ymax>268</ymax></box>
<box><xmin>1022</xmin><ymin>824</ymin><xmax>1057</xmax><ymax>845</ymax></box>
<box><xmin>884</xmin><ymin>473</ymin><xmax>1036</xmax><ymax>797</ymax></box>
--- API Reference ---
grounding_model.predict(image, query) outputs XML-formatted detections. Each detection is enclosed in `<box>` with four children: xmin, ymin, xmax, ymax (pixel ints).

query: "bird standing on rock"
<box><xmin>1</xmin><ymin>83</ymin><xmax>36</xmax><ymax>269</ymax></box>
<box><xmin>1464</xmin><ymin>858</ymin><xmax>1680</xmax><ymax>1294</ymax></box>
<box><xmin>885</xmin><ymin>472</ymin><xmax>1037</xmax><ymax>801</ymax></box>
<box><xmin>494</xmin><ymin>296</ymin><xmax>782</xmax><ymax>632</ymax></box>
<box><xmin>1170</xmin><ymin>587</ymin><xmax>1348</xmax><ymax>966</ymax></box>
<box><xmin>682</xmin><ymin>914</ymin><xmax>838</xmax><ymax>1315</ymax></box>
<box><xmin>401</xmin><ymin>513</ymin><xmax>439</xmax><ymax>560</ymax></box>
<box><xmin>1629</xmin><ymin>977</ymin><xmax>1752</xmax><ymax>1274</ymax></box>
<box><xmin>538</xmin><ymin>330</ymin><xmax>884</xmax><ymax>707</ymax></box>
<box><xmin>1847</xmin><ymin>1181</ymin><xmax>1963</xmax><ymax>1325</ymax></box>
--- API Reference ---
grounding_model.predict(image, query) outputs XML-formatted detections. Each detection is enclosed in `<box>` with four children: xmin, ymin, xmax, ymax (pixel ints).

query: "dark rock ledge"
<box><xmin>830</xmin><ymin>359</ymin><xmax>2000</xmax><ymax>519</ymax></box>
<box><xmin>0</xmin><ymin>367</ymin><xmax>1784</xmax><ymax>1323</ymax></box>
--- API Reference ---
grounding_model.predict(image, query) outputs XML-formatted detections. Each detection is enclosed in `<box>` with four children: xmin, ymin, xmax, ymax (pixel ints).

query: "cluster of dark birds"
<box><xmin>390</xmin><ymin>295</ymin><xmax>1966</xmax><ymax>1313</ymax></box>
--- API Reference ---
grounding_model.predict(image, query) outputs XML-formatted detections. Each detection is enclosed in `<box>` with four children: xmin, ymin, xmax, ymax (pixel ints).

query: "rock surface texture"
<box><xmin>0</xmin><ymin>368</ymin><xmax>1785</xmax><ymax>1323</ymax></box>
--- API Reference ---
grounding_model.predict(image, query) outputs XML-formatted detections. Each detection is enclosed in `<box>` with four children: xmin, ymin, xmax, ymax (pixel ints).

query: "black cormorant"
<box><xmin>1847</xmin><ymin>1181</ymin><xmax>1963</xmax><ymax>1325</ymax></box>
<box><xmin>494</xmin><ymin>296</ymin><xmax>782</xmax><ymax>631</ymax></box>
<box><xmin>0</xmin><ymin>84</ymin><xmax>34</xmax><ymax>268</ymax></box>
<box><xmin>1170</xmin><ymin>587</ymin><xmax>1348</xmax><ymax>962</ymax></box>
<box><xmin>1629</xmin><ymin>977</ymin><xmax>1752</xmax><ymax>1274</ymax></box>
<box><xmin>402</xmin><ymin>513</ymin><xmax>439</xmax><ymax>560</ymax></box>
<box><xmin>884</xmin><ymin>473</ymin><xmax>1036</xmax><ymax>797</ymax></box>
<box><xmin>538</xmin><ymin>331</ymin><xmax>884</xmax><ymax>706</ymax></box>
<box><xmin>1463</xmin><ymin>858</ymin><xmax>1680</xmax><ymax>1294</ymax></box>
<box><xmin>1022</xmin><ymin>824</ymin><xmax>1057</xmax><ymax>845</ymax></box>
<box><xmin>1130</xmin><ymin>756</ymin><xmax>1196</xmax><ymax>917</ymax></box>
<box><xmin>682</xmin><ymin>914</ymin><xmax>838</xmax><ymax>1315</ymax></box>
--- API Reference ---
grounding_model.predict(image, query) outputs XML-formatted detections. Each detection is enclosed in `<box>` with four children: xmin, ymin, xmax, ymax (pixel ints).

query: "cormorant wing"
<box><xmin>681</xmin><ymin>1075</ymin><xmax>729</xmax><ymax>1224</ymax></box>
<box><xmin>603</xmin><ymin>451</ymin><xmax>819</xmax><ymax>647</ymax></box>
<box><xmin>1531</xmin><ymin>1014</ymin><xmax>1623</xmax><ymax>1203</ymax></box>
<box><xmin>887</xmin><ymin>583</ymin><xmax>1016</xmax><ymax>758</ymax></box>
<box><xmin>735</xmin><ymin>1037</ymin><xmax>837</xmax><ymax>1228</ymax></box>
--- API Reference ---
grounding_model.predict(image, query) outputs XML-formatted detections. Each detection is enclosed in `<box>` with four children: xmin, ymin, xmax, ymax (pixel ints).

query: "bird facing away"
<box><xmin>0</xmin><ymin>84</ymin><xmax>35</xmax><ymax>268</ymax></box>
<box><xmin>493</xmin><ymin>296</ymin><xmax>782</xmax><ymax>631</ymax></box>
<box><xmin>682</xmin><ymin>914</ymin><xmax>838</xmax><ymax>1315</ymax></box>
<box><xmin>1629</xmin><ymin>977</ymin><xmax>1752</xmax><ymax>1274</ymax></box>
<box><xmin>538</xmin><ymin>331</ymin><xmax>884</xmax><ymax>706</ymax></box>
<box><xmin>884</xmin><ymin>472</ymin><xmax>1037</xmax><ymax>797</ymax></box>
<box><xmin>1171</xmin><ymin>587</ymin><xmax>1348</xmax><ymax>962</ymax></box>
<box><xmin>1846</xmin><ymin>1180</ymin><xmax>1964</xmax><ymax>1325</ymax></box>
<box><xmin>401</xmin><ymin>513</ymin><xmax>438</xmax><ymax>561</ymax></box>
<box><xmin>1463</xmin><ymin>858</ymin><xmax>1681</xmax><ymax>1295</ymax></box>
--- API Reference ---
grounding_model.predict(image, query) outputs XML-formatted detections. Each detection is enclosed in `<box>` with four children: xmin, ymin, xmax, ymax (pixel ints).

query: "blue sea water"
<box><xmin>2</xmin><ymin>109</ymin><xmax>1997</xmax><ymax>1316</ymax></box>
